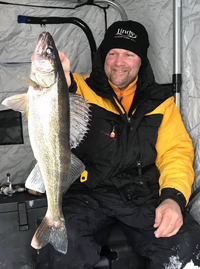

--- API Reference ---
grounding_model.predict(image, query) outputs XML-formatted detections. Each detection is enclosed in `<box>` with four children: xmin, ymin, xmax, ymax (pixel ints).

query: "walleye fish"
<box><xmin>2</xmin><ymin>32</ymin><xmax>90</xmax><ymax>254</ymax></box>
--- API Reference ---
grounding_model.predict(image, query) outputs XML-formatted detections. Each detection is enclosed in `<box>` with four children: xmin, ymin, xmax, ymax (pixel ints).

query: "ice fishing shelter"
<box><xmin>0</xmin><ymin>0</ymin><xmax>200</xmax><ymax>268</ymax></box>
<box><xmin>0</xmin><ymin>0</ymin><xmax>199</xmax><ymax>190</ymax></box>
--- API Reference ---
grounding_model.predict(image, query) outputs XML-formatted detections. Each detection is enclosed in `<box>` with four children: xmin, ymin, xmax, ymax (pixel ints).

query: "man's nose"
<box><xmin>114</xmin><ymin>56</ymin><xmax>125</xmax><ymax>66</ymax></box>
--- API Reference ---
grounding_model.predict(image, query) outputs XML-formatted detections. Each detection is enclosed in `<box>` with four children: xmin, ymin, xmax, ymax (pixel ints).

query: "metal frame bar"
<box><xmin>18</xmin><ymin>16</ymin><xmax>97</xmax><ymax>61</ymax></box>
<box><xmin>173</xmin><ymin>0</ymin><xmax>182</xmax><ymax>110</ymax></box>
<box><xmin>95</xmin><ymin>0</ymin><xmax>128</xmax><ymax>21</ymax></box>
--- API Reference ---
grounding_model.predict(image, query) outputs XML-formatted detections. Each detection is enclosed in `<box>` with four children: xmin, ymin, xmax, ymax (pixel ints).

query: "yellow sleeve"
<box><xmin>155</xmin><ymin>97</ymin><xmax>194</xmax><ymax>204</ymax></box>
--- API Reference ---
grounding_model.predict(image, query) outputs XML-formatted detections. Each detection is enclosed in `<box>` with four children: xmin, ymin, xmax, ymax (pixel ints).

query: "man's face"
<box><xmin>104</xmin><ymin>48</ymin><xmax>142</xmax><ymax>90</ymax></box>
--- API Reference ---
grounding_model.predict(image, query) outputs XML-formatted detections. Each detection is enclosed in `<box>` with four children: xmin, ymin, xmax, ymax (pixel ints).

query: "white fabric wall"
<box><xmin>0</xmin><ymin>0</ymin><xmax>121</xmax><ymax>184</ymax></box>
<box><xmin>0</xmin><ymin>0</ymin><xmax>200</xmax><ymax>193</ymax></box>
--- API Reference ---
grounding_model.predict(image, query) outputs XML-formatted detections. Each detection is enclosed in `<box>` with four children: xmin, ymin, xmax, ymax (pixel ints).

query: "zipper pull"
<box><xmin>137</xmin><ymin>161</ymin><xmax>142</xmax><ymax>178</ymax></box>
<box><xmin>110</xmin><ymin>126</ymin><xmax>116</xmax><ymax>138</ymax></box>
<box><xmin>127</xmin><ymin>117</ymin><xmax>132</xmax><ymax>133</ymax></box>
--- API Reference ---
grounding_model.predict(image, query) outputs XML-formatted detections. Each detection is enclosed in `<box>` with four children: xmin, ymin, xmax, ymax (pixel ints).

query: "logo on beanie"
<box><xmin>115</xmin><ymin>28</ymin><xmax>138</xmax><ymax>40</ymax></box>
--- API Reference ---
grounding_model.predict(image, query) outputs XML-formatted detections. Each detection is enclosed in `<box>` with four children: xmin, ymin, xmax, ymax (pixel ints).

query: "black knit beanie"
<box><xmin>101</xmin><ymin>20</ymin><xmax>149</xmax><ymax>65</ymax></box>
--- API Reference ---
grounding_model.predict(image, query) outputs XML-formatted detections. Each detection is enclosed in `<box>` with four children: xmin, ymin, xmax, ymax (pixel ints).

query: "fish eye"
<box><xmin>46</xmin><ymin>47</ymin><xmax>54</xmax><ymax>56</ymax></box>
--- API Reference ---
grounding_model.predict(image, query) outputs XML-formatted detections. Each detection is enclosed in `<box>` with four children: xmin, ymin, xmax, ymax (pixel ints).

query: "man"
<box><xmin>36</xmin><ymin>21</ymin><xmax>200</xmax><ymax>269</ymax></box>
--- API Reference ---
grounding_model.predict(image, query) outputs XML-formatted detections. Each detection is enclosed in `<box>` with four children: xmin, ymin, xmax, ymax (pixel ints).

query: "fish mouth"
<box><xmin>34</xmin><ymin>31</ymin><xmax>57</xmax><ymax>71</ymax></box>
<box><xmin>37</xmin><ymin>32</ymin><xmax>53</xmax><ymax>50</ymax></box>
<box><xmin>32</xmin><ymin>31</ymin><xmax>57</xmax><ymax>83</ymax></box>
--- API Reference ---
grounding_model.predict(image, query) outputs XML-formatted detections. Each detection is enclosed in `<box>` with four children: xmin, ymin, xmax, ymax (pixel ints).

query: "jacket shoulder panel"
<box><xmin>145</xmin><ymin>96</ymin><xmax>175</xmax><ymax>116</ymax></box>
<box><xmin>73</xmin><ymin>73</ymin><xmax>121</xmax><ymax>115</ymax></box>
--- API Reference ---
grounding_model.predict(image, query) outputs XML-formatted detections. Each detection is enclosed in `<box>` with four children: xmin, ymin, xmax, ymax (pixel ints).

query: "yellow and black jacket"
<box><xmin>69</xmin><ymin>47</ymin><xmax>194</xmax><ymax>210</ymax></box>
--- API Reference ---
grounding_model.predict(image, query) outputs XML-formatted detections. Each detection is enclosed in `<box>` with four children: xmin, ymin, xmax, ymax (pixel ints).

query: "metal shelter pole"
<box><xmin>95</xmin><ymin>0</ymin><xmax>128</xmax><ymax>21</ymax></box>
<box><xmin>173</xmin><ymin>0</ymin><xmax>182</xmax><ymax>110</ymax></box>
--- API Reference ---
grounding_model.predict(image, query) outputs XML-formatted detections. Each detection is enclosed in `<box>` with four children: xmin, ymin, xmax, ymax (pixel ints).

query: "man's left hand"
<box><xmin>154</xmin><ymin>198</ymin><xmax>183</xmax><ymax>238</ymax></box>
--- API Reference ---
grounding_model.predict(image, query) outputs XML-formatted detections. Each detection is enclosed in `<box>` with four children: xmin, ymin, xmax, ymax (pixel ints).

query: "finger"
<box><xmin>154</xmin><ymin>213</ymin><xmax>172</xmax><ymax>238</ymax></box>
<box><xmin>159</xmin><ymin>220</ymin><xmax>176</xmax><ymax>237</ymax></box>
<box><xmin>156</xmin><ymin>214</ymin><xmax>183</xmax><ymax>238</ymax></box>
<box><xmin>58</xmin><ymin>51</ymin><xmax>65</xmax><ymax>61</ymax></box>
<box><xmin>31</xmin><ymin>55</ymin><xmax>34</xmax><ymax>61</ymax></box>
<box><xmin>160</xmin><ymin>218</ymin><xmax>183</xmax><ymax>237</ymax></box>
<box><xmin>58</xmin><ymin>51</ymin><xmax>69</xmax><ymax>66</ymax></box>
<box><xmin>154</xmin><ymin>209</ymin><xmax>163</xmax><ymax>228</ymax></box>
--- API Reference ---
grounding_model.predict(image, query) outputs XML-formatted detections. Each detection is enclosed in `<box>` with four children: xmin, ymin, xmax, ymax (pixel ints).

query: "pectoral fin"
<box><xmin>21</xmin><ymin>77</ymin><xmax>39</xmax><ymax>88</ymax></box>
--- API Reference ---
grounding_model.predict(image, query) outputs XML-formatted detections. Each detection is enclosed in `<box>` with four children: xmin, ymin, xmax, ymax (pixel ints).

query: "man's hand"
<box><xmin>58</xmin><ymin>51</ymin><xmax>71</xmax><ymax>87</ymax></box>
<box><xmin>154</xmin><ymin>199</ymin><xmax>183</xmax><ymax>238</ymax></box>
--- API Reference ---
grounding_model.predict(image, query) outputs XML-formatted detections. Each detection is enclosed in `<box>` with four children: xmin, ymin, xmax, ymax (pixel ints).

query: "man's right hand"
<box><xmin>58</xmin><ymin>51</ymin><xmax>71</xmax><ymax>87</ymax></box>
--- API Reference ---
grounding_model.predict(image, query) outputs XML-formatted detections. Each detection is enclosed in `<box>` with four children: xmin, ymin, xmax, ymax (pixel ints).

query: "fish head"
<box><xmin>31</xmin><ymin>32</ymin><xmax>60</xmax><ymax>90</ymax></box>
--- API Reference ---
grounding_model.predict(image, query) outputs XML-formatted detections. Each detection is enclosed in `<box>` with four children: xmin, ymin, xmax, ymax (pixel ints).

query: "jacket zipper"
<box><xmin>137</xmin><ymin>160</ymin><xmax>142</xmax><ymax>178</ymax></box>
<box><xmin>127</xmin><ymin>114</ymin><xmax>144</xmax><ymax>180</ymax></box>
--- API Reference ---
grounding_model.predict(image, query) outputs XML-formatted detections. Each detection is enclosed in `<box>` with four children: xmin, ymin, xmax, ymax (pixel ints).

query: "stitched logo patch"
<box><xmin>115</xmin><ymin>28</ymin><xmax>138</xmax><ymax>41</ymax></box>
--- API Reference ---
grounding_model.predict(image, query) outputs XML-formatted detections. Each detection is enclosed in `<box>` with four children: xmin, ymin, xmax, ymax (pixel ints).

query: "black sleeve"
<box><xmin>68</xmin><ymin>72</ymin><xmax>77</xmax><ymax>93</ymax></box>
<box><xmin>159</xmin><ymin>188</ymin><xmax>187</xmax><ymax>212</ymax></box>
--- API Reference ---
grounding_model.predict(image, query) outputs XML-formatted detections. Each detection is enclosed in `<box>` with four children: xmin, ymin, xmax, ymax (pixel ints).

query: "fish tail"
<box><xmin>31</xmin><ymin>215</ymin><xmax>68</xmax><ymax>254</ymax></box>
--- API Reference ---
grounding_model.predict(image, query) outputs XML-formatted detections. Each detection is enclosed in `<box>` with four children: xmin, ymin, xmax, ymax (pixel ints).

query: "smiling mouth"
<box><xmin>113</xmin><ymin>68</ymin><xmax>126</xmax><ymax>71</ymax></box>
<box><xmin>111</xmin><ymin>67</ymin><xmax>129</xmax><ymax>72</ymax></box>
<box><xmin>112</xmin><ymin>70</ymin><xmax>128</xmax><ymax>76</ymax></box>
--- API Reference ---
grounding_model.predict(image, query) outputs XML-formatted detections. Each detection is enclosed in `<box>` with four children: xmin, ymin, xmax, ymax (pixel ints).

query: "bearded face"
<box><xmin>104</xmin><ymin>48</ymin><xmax>141</xmax><ymax>90</ymax></box>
